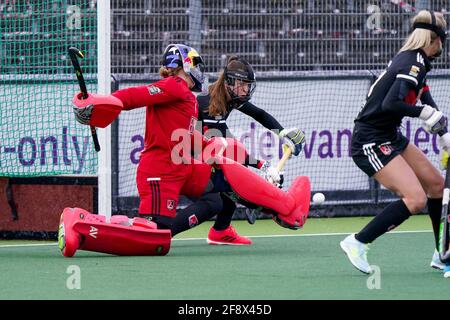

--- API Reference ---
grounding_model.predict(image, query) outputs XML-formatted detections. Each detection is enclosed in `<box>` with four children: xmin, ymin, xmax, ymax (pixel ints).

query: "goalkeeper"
<box><xmin>197</xmin><ymin>56</ymin><xmax>306</xmax><ymax>245</ymax></box>
<box><xmin>60</xmin><ymin>44</ymin><xmax>310</xmax><ymax>257</ymax></box>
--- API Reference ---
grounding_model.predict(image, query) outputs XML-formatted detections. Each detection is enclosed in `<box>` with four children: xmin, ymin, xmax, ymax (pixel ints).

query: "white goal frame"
<box><xmin>97</xmin><ymin>0</ymin><xmax>112</xmax><ymax>220</ymax></box>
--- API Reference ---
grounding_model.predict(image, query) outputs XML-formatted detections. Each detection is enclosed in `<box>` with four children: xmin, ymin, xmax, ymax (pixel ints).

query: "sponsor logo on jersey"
<box><xmin>409</xmin><ymin>65</ymin><xmax>420</xmax><ymax>78</ymax></box>
<box><xmin>167</xmin><ymin>199</ymin><xmax>175</xmax><ymax>210</ymax></box>
<box><xmin>379</xmin><ymin>143</ymin><xmax>394</xmax><ymax>156</ymax></box>
<box><xmin>148</xmin><ymin>85</ymin><xmax>162</xmax><ymax>95</ymax></box>
<box><xmin>188</xmin><ymin>214</ymin><xmax>198</xmax><ymax>228</ymax></box>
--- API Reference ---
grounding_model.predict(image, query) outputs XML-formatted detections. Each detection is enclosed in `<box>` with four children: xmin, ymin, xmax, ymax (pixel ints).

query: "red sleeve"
<box><xmin>112</xmin><ymin>77</ymin><xmax>184</xmax><ymax>110</ymax></box>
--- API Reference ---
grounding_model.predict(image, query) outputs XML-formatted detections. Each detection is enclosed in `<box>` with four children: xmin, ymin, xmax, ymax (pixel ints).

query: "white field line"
<box><xmin>0</xmin><ymin>230</ymin><xmax>431</xmax><ymax>248</ymax></box>
<box><xmin>173</xmin><ymin>229</ymin><xmax>431</xmax><ymax>241</ymax></box>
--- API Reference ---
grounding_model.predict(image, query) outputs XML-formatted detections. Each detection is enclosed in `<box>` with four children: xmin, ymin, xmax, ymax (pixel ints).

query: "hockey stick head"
<box><xmin>68</xmin><ymin>47</ymin><xmax>84</xmax><ymax>59</ymax></box>
<box><xmin>68</xmin><ymin>46</ymin><xmax>100</xmax><ymax>152</ymax></box>
<box><xmin>439</xmin><ymin>160</ymin><xmax>450</xmax><ymax>263</ymax></box>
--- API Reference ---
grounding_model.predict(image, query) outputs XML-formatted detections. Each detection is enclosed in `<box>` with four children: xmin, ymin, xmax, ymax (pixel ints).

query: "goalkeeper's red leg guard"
<box><xmin>272</xmin><ymin>176</ymin><xmax>311</xmax><ymax>230</ymax></box>
<box><xmin>218</xmin><ymin>156</ymin><xmax>310</xmax><ymax>229</ymax></box>
<box><xmin>109</xmin><ymin>215</ymin><xmax>158</xmax><ymax>229</ymax></box>
<box><xmin>58</xmin><ymin>207</ymin><xmax>85</xmax><ymax>257</ymax></box>
<box><xmin>58</xmin><ymin>208</ymin><xmax>170</xmax><ymax>257</ymax></box>
<box><xmin>202</xmin><ymin>137</ymin><xmax>250</xmax><ymax>165</ymax></box>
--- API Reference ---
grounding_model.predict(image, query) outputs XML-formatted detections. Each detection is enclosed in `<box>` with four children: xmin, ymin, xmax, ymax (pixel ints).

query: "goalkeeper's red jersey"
<box><xmin>112</xmin><ymin>76</ymin><xmax>198</xmax><ymax>177</ymax></box>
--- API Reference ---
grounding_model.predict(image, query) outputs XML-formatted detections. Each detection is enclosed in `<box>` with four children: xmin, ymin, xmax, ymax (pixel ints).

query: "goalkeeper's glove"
<box><xmin>419</xmin><ymin>105</ymin><xmax>448</xmax><ymax>134</ymax></box>
<box><xmin>260</xmin><ymin>161</ymin><xmax>283</xmax><ymax>187</ymax></box>
<box><xmin>73</xmin><ymin>103</ymin><xmax>94</xmax><ymax>125</ymax></box>
<box><xmin>72</xmin><ymin>92</ymin><xmax>123</xmax><ymax>128</ymax></box>
<box><xmin>279</xmin><ymin>128</ymin><xmax>305</xmax><ymax>156</ymax></box>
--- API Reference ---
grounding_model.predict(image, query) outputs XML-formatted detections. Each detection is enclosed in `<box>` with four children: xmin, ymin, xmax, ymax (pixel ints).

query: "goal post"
<box><xmin>97</xmin><ymin>0</ymin><xmax>112</xmax><ymax>221</ymax></box>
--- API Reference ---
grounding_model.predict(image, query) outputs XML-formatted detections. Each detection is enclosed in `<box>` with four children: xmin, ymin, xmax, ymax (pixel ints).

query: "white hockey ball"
<box><xmin>312</xmin><ymin>192</ymin><xmax>325</xmax><ymax>205</ymax></box>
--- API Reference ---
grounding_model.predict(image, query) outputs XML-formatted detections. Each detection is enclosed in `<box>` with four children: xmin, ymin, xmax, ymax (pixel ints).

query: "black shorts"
<box><xmin>351</xmin><ymin>129</ymin><xmax>409</xmax><ymax>177</ymax></box>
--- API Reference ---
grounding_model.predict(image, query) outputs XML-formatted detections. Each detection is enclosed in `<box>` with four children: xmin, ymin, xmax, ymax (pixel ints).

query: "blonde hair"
<box><xmin>400</xmin><ymin>10</ymin><xmax>447</xmax><ymax>52</ymax></box>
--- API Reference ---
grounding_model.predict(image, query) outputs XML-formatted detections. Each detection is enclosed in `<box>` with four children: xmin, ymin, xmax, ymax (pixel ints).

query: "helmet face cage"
<box><xmin>224</xmin><ymin>60</ymin><xmax>256</xmax><ymax>104</ymax></box>
<box><xmin>162</xmin><ymin>44</ymin><xmax>206</xmax><ymax>92</ymax></box>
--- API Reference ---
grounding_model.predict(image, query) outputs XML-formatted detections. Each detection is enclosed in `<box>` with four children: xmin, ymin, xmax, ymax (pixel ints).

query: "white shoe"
<box><xmin>430</xmin><ymin>250</ymin><xmax>445</xmax><ymax>271</ymax></box>
<box><xmin>340</xmin><ymin>233</ymin><xmax>373</xmax><ymax>274</ymax></box>
<box><xmin>444</xmin><ymin>265</ymin><xmax>450</xmax><ymax>278</ymax></box>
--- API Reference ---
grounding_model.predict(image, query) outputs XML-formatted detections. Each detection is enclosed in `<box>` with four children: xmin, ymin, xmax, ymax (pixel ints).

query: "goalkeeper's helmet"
<box><xmin>162</xmin><ymin>44</ymin><xmax>206</xmax><ymax>92</ymax></box>
<box><xmin>224</xmin><ymin>57</ymin><xmax>256</xmax><ymax>104</ymax></box>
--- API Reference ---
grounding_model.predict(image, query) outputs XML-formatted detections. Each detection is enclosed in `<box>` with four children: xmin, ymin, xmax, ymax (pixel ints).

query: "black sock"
<box><xmin>356</xmin><ymin>200</ymin><xmax>412</xmax><ymax>244</ymax></box>
<box><xmin>213</xmin><ymin>194</ymin><xmax>236</xmax><ymax>231</ymax></box>
<box><xmin>171</xmin><ymin>193</ymin><xmax>223</xmax><ymax>236</ymax></box>
<box><xmin>427</xmin><ymin>198</ymin><xmax>442</xmax><ymax>250</ymax></box>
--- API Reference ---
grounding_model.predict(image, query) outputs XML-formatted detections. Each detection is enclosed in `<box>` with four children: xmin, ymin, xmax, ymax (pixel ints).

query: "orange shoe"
<box><xmin>207</xmin><ymin>225</ymin><xmax>252</xmax><ymax>245</ymax></box>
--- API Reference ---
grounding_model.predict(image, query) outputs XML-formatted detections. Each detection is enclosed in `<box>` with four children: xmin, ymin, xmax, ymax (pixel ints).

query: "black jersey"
<box><xmin>196</xmin><ymin>93</ymin><xmax>283</xmax><ymax>137</ymax></box>
<box><xmin>355</xmin><ymin>49</ymin><xmax>431</xmax><ymax>139</ymax></box>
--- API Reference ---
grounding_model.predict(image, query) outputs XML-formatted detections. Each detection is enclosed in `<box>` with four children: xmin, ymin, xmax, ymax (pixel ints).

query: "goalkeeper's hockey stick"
<box><xmin>267</xmin><ymin>146</ymin><xmax>292</xmax><ymax>185</ymax></box>
<box><xmin>276</xmin><ymin>146</ymin><xmax>292</xmax><ymax>172</ymax></box>
<box><xmin>68</xmin><ymin>47</ymin><xmax>101</xmax><ymax>152</ymax></box>
<box><xmin>439</xmin><ymin>158</ymin><xmax>450</xmax><ymax>263</ymax></box>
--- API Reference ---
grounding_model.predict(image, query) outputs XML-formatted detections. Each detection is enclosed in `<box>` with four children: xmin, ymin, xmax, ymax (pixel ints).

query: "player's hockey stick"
<box><xmin>68</xmin><ymin>47</ymin><xmax>101</xmax><ymax>152</ymax></box>
<box><xmin>439</xmin><ymin>158</ymin><xmax>450</xmax><ymax>263</ymax></box>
